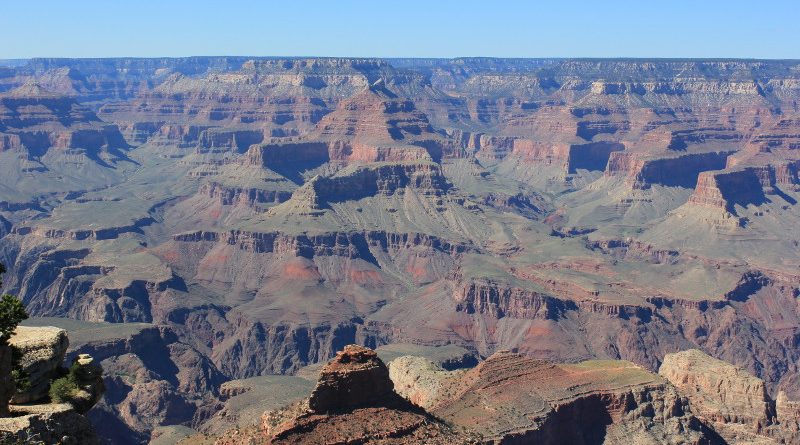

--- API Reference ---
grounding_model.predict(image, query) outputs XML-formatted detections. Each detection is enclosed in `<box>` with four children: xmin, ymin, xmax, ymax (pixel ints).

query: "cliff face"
<box><xmin>0</xmin><ymin>84</ymin><xmax>128</xmax><ymax>159</ymax></box>
<box><xmin>689</xmin><ymin>168</ymin><xmax>769</xmax><ymax>212</ymax></box>
<box><xmin>606</xmin><ymin>150</ymin><xmax>733</xmax><ymax>189</ymax></box>
<box><xmin>660</xmin><ymin>349</ymin><xmax>800</xmax><ymax>443</ymax></box>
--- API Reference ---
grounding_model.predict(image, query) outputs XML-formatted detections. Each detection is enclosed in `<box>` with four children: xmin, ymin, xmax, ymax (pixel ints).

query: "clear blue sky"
<box><xmin>2</xmin><ymin>0</ymin><xmax>798</xmax><ymax>59</ymax></box>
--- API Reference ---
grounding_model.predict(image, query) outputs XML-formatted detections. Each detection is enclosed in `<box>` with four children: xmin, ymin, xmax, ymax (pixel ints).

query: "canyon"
<box><xmin>0</xmin><ymin>57</ymin><xmax>799</xmax><ymax>443</ymax></box>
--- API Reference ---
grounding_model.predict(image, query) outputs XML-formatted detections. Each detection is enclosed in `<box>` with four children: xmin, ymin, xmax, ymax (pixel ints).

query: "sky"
<box><xmin>2</xmin><ymin>0</ymin><xmax>798</xmax><ymax>59</ymax></box>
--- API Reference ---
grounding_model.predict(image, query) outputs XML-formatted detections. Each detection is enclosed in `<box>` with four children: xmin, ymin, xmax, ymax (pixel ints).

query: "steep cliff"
<box><xmin>0</xmin><ymin>83</ymin><xmax>128</xmax><ymax>158</ymax></box>
<box><xmin>660</xmin><ymin>349</ymin><xmax>800</xmax><ymax>443</ymax></box>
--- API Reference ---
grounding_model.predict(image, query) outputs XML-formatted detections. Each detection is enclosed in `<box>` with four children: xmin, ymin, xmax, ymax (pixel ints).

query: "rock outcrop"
<box><xmin>388</xmin><ymin>355</ymin><xmax>463</xmax><ymax>410</ymax></box>
<box><xmin>425</xmin><ymin>351</ymin><xmax>716</xmax><ymax>444</ymax></box>
<box><xmin>259</xmin><ymin>345</ymin><xmax>471</xmax><ymax>444</ymax></box>
<box><xmin>9</xmin><ymin>326</ymin><xmax>68</xmax><ymax>404</ymax></box>
<box><xmin>289</xmin><ymin>161</ymin><xmax>450</xmax><ymax>210</ymax></box>
<box><xmin>306</xmin><ymin>344</ymin><xmax>397</xmax><ymax>413</ymax></box>
<box><xmin>659</xmin><ymin>349</ymin><xmax>800</xmax><ymax>444</ymax></box>
<box><xmin>0</xmin><ymin>326</ymin><xmax>103</xmax><ymax>444</ymax></box>
<box><xmin>659</xmin><ymin>349</ymin><xmax>774</xmax><ymax>427</ymax></box>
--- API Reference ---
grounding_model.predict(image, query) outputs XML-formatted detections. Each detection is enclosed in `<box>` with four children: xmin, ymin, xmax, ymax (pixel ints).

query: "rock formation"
<box><xmin>0</xmin><ymin>325</ymin><xmax>103</xmax><ymax>444</ymax></box>
<box><xmin>425</xmin><ymin>351</ymin><xmax>717</xmax><ymax>444</ymax></box>
<box><xmin>660</xmin><ymin>349</ymin><xmax>774</xmax><ymax>427</ymax></box>
<box><xmin>388</xmin><ymin>355</ymin><xmax>463</xmax><ymax>410</ymax></box>
<box><xmin>306</xmin><ymin>344</ymin><xmax>397</xmax><ymax>413</ymax></box>
<box><xmin>660</xmin><ymin>349</ymin><xmax>800</xmax><ymax>444</ymax></box>
<box><xmin>8</xmin><ymin>326</ymin><xmax>68</xmax><ymax>404</ymax></box>
<box><xmin>255</xmin><ymin>345</ymin><xmax>470</xmax><ymax>444</ymax></box>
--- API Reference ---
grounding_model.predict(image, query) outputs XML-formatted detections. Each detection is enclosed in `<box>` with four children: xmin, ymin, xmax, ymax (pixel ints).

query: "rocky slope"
<box><xmin>424</xmin><ymin>351</ymin><xmax>716</xmax><ymax>444</ymax></box>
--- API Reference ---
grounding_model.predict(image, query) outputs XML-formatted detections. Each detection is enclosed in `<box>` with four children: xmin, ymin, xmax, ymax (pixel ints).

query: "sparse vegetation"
<box><xmin>49</xmin><ymin>363</ymin><xmax>82</xmax><ymax>404</ymax></box>
<box><xmin>0</xmin><ymin>264</ymin><xmax>27</xmax><ymax>345</ymax></box>
<box><xmin>0</xmin><ymin>264</ymin><xmax>30</xmax><ymax>394</ymax></box>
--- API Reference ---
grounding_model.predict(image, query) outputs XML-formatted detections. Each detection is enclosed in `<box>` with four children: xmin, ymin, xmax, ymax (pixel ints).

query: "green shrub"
<box><xmin>0</xmin><ymin>264</ymin><xmax>27</xmax><ymax>345</ymax></box>
<box><xmin>49</xmin><ymin>373</ymin><xmax>79</xmax><ymax>403</ymax></box>
<box><xmin>0</xmin><ymin>295</ymin><xmax>26</xmax><ymax>344</ymax></box>
<box><xmin>49</xmin><ymin>362</ymin><xmax>88</xmax><ymax>403</ymax></box>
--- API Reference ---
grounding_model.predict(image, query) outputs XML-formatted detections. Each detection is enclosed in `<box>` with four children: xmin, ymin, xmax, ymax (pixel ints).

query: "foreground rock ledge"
<box><xmin>199</xmin><ymin>346</ymin><xmax>725</xmax><ymax>444</ymax></box>
<box><xmin>0</xmin><ymin>326</ymin><xmax>102</xmax><ymax>445</ymax></box>
<box><xmin>9</xmin><ymin>326</ymin><xmax>69</xmax><ymax>404</ymax></box>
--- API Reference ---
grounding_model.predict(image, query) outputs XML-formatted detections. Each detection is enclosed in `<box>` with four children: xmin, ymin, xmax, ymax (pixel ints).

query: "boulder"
<box><xmin>9</xmin><ymin>326</ymin><xmax>68</xmax><ymax>404</ymax></box>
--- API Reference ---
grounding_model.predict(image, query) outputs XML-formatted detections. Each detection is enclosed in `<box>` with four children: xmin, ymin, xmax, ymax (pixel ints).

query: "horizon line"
<box><xmin>3</xmin><ymin>55</ymin><xmax>800</xmax><ymax>62</ymax></box>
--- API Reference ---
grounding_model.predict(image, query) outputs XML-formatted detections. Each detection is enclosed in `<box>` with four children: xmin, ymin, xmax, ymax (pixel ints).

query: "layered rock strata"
<box><xmin>660</xmin><ymin>349</ymin><xmax>800</xmax><ymax>443</ymax></box>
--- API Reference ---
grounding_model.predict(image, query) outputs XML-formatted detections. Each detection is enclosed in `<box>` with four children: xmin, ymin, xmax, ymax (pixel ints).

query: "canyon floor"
<box><xmin>1</xmin><ymin>57</ymin><xmax>800</xmax><ymax>443</ymax></box>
